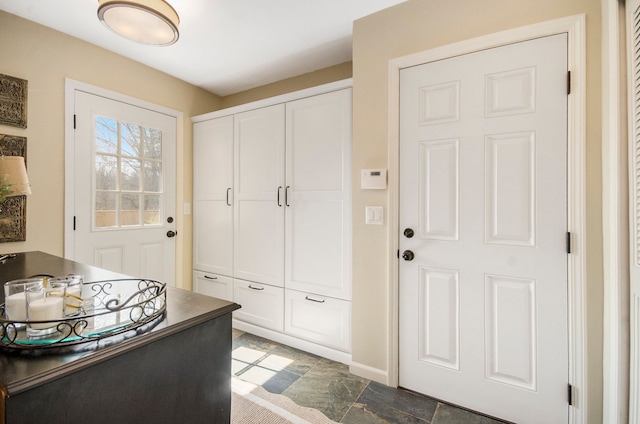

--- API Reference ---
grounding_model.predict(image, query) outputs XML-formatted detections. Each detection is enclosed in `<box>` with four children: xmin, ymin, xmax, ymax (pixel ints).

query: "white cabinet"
<box><xmin>193</xmin><ymin>116</ymin><xmax>234</xmax><ymax>276</ymax></box>
<box><xmin>233</xmin><ymin>279</ymin><xmax>284</xmax><ymax>331</ymax></box>
<box><xmin>285</xmin><ymin>89</ymin><xmax>352</xmax><ymax>300</ymax></box>
<box><xmin>233</xmin><ymin>105</ymin><xmax>285</xmax><ymax>286</ymax></box>
<box><xmin>284</xmin><ymin>289</ymin><xmax>351</xmax><ymax>352</ymax></box>
<box><xmin>192</xmin><ymin>81</ymin><xmax>352</xmax><ymax>360</ymax></box>
<box><xmin>193</xmin><ymin>271</ymin><xmax>233</xmax><ymax>302</ymax></box>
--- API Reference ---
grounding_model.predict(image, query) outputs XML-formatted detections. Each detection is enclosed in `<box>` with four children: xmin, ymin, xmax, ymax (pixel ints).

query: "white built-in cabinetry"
<box><xmin>192</xmin><ymin>81</ymin><xmax>352</xmax><ymax>363</ymax></box>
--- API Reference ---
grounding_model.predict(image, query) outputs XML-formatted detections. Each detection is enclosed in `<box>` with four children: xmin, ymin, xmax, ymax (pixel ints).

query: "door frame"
<box><xmin>63</xmin><ymin>79</ymin><xmax>183</xmax><ymax>283</ymax></box>
<box><xmin>387</xmin><ymin>15</ymin><xmax>587</xmax><ymax>424</ymax></box>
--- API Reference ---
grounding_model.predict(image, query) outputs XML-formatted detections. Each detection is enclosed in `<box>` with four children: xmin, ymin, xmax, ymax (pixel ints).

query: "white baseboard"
<box><xmin>349</xmin><ymin>361</ymin><xmax>389</xmax><ymax>385</ymax></box>
<box><xmin>232</xmin><ymin>319</ymin><xmax>352</xmax><ymax>365</ymax></box>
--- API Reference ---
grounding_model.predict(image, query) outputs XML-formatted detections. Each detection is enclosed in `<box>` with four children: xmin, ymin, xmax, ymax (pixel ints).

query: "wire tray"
<box><xmin>0</xmin><ymin>279</ymin><xmax>166</xmax><ymax>351</ymax></box>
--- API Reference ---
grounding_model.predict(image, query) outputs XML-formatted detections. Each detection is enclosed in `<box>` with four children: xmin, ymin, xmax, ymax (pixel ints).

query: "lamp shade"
<box><xmin>0</xmin><ymin>156</ymin><xmax>31</xmax><ymax>197</ymax></box>
<box><xmin>97</xmin><ymin>0</ymin><xmax>179</xmax><ymax>46</ymax></box>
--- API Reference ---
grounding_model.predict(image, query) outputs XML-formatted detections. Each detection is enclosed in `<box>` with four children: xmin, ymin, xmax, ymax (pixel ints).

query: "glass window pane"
<box><xmin>95</xmin><ymin>154</ymin><xmax>118</xmax><ymax>190</ymax></box>
<box><xmin>144</xmin><ymin>194</ymin><xmax>161</xmax><ymax>225</ymax></box>
<box><xmin>144</xmin><ymin>128</ymin><xmax>162</xmax><ymax>159</ymax></box>
<box><xmin>95</xmin><ymin>117</ymin><xmax>117</xmax><ymax>154</ymax></box>
<box><xmin>120</xmin><ymin>193</ymin><xmax>140</xmax><ymax>226</ymax></box>
<box><xmin>121</xmin><ymin>122</ymin><xmax>141</xmax><ymax>157</ymax></box>
<box><xmin>121</xmin><ymin>158</ymin><xmax>141</xmax><ymax>191</ymax></box>
<box><xmin>95</xmin><ymin>191</ymin><xmax>117</xmax><ymax>228</ymax></box>
<box><xmin>144</xmin><ymin>161</ymin><xmax>162</xmax><ymax>192</ymax></box>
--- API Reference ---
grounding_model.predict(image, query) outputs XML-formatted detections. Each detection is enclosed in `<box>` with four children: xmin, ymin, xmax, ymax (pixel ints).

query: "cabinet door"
<box><xmin>285</xmin><ymin>89</ymin><xmax>352</xmax><ymax>300</ymax></box>
<box><xmin>234</xmin><ymin>105</ymin><xmax>286</xmax><ymax>286</ymax></box>
<box><xmin>284</xmin><ymin>289</ymin><xmax>351</xmax><ymax>352</ymax></box>
<box><xmin>193</xmin><ymin>271</ymin><xmax>234</xmax><ymax>302</ymax></box>
<box><xmin>233</xmin><ymin>279</ymin><xmax>284</xmax><ymax>331</ymax></box>
<box><xmin>193</xmin><ymin>116</ymin><xmax>234</xmax><ymax>276</ymax></box>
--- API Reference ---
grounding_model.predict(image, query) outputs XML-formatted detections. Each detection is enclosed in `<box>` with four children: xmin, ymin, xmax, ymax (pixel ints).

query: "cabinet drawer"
<box><xmin>284</xmin><ymin>289</ymin><xmax>351</xmax><ymax>352</ymax></box>
<box><xmin>193</xmin><ymin>271</ymin><xmax>234</xmax><ymax>302</ymax></box>
<box><xmin>234</xmin><ymin>280</ymin><xmax>284</xmax><ymax>331</ymax></box>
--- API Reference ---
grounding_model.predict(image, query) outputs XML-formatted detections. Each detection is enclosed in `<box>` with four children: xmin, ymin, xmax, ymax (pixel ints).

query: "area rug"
<box><xmin>231</xmin><ymin>377</ymin><xmax>338</xmax><ymax>424</ymax></box>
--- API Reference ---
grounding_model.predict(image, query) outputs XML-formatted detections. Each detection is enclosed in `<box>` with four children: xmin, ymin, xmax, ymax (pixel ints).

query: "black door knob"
<box><xmin>166</xmin><ymin>230</ymin><xmax>177</xmax><ymax>238</ymax></box>
<box><xmin>403</xmin><ymin>228</ymin><xmax>414</xmax><ymax>238</ymax></box>
<box><xmin>402</xmin><ymin>250</ymin><xmax>414</xmax><ymax>261</ymax></box>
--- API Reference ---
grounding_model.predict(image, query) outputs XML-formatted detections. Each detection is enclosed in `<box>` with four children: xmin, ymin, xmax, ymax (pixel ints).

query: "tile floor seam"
<box><xmin>431</xmin><ymin>402</ymin><xmax>442</xmax><ymax>423</ymax></box>
<box><xmin>336</xmin><ymin>380</ymin><xmax>370</xmax><ymax>422</ymax></box>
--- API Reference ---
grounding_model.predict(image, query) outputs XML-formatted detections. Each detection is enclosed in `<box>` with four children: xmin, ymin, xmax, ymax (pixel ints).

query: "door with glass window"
<box><xmin>72</xmin><ymin>91</ymin><xmax>176</xmax><ymax>285</ymax></box>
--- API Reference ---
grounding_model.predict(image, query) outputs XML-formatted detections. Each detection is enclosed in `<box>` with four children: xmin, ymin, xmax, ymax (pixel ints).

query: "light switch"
<box><xmin>183</xmin><ymin>203</ymin><xmax>191</xmax><ymax>215</ymax></box>
<box><xmin>365</xmin><ymin>206</ymin><xmax>384</xmax><ymax>225</ymax></box>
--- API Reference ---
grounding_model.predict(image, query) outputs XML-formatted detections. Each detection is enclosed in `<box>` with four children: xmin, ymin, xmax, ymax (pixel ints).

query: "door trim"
<box><xmin>63</xmin><ymin>79</ymin><xmax>184</xmax><ymax>282</ymax></box>
<box><xmin>603</xmin><ymin>1</ymin><xmax>630</xmax><ymax>423</ymax></box>
<box><xmin>387</xmin><ymin>15</ymin><xmax>587</xmax><ymax>424</ymax></box>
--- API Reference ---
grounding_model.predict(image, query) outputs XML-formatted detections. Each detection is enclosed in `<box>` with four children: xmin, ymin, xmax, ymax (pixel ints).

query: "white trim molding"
<box><xmin>387</xmin><ymin>15</ymin><xmax>587</xmax><ymax>424</ymax></box>
<box><xmin>603</xmin><ymin>0</ymin><xmax>631</xmax><ymax>423</ymax></box>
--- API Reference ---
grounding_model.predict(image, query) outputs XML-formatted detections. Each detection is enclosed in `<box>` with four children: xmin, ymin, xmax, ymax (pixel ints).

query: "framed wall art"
<box><xmin>0</xmin><ymin>73</ymin><xmax>28</xmax><ymax>129</ymax></box>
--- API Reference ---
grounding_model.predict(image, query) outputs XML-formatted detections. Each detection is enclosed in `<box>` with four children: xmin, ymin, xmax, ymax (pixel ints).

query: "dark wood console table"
<box><xmin>0</xmin><ymin>251</ymin><xmax>240</xmax><ymax>424</ymax></box>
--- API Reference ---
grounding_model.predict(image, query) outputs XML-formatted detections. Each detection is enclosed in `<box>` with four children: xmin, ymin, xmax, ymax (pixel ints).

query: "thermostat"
<box><xmin>361</xmin><ymin>169</ymin><xmax>387</xmax><ymax>190</ymax></box>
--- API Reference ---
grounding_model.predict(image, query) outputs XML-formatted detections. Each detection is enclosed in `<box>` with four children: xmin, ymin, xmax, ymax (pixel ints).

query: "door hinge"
<box><xmin>73</xmin><ymin>114</ymin><xmax>76</xmax><ymax>129</ymax></box>
<box><xmin>568</xmin><ymin>384</ymin><xmax>573</xmax><ymax>405</ymax></box>
<box><xmin>73</xmin><ymin>216</ymin><xmax>76</xmax><ymax>231</ymax></box>
<box><xmin>397</xmin><ymin>249</ymin><xmax>400</xmax><ymax>259</ymax></box>
<box><xmin>566</xmin><ymin>232</ymin><xmax>571</xmax><ymax>254</ymax></box>
<box><xmin>567</xmin><ymin>71</ymin><xmax>571</xmax><ymax>95</ymax></box>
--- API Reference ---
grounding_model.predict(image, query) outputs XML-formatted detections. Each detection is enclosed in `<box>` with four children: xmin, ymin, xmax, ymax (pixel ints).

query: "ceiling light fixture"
<box><xmin>97</xmin><ymin>0</ymin><xmax>180</xmax><ymax>46</ymax></box>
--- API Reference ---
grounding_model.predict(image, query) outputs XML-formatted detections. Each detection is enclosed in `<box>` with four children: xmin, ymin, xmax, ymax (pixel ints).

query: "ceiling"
<box><xmin>0</xmin><ymin>0</ymin><xmax>406</xmax><ymax>96</ymax></box>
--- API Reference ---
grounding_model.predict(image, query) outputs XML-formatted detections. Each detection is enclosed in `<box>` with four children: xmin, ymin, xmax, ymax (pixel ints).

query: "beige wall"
<box><xmin>220</xmin><ymin>62</ymin><xmax>352</xmax><ymax>109</ymax></box>
<box><xmin>0</xmin><ymin>11</ymin><xmax>221</xmax><ymax>290</ymax></box>
<box><xmin>351</xmin><ymin>0</ymin><xmax>603</xmax><ymax>422</ymax></box>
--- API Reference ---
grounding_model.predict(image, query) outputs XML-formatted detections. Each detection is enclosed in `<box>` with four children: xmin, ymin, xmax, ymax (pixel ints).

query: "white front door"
<box><xmin>399</xmin><ymin>34</ymin><xmax>568</xmax><ymax>423</ymax></box>
<box><xmin>71</xmin><ymin>91</ymin><xmax>176</xmax><ymax>285</ymax></box>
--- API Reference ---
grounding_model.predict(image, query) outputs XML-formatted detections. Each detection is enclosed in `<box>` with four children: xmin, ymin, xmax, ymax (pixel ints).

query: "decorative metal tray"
<box><xmin>0</xmin><ymin>279</ymin><xmax>166</xmax><ymax>351</ymax></box>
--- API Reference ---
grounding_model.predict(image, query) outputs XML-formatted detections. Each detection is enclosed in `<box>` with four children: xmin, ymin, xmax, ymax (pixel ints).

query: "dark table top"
<box><xmin>0</xmin><ymin>251</ymin><xmax>240</xmax><ymax>396</ymax></box>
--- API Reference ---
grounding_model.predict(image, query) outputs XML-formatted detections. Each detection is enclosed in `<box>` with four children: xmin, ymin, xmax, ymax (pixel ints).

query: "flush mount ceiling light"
<box><xmin>97</xmin><ymin>0</ymin><xmax>180</xmax><ymax>46</ymax></box>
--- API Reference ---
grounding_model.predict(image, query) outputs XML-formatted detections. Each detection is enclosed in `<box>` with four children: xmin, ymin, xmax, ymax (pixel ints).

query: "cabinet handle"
<box><xmin>277</xmin><ymin>186</ymin><xmax>282</xmax><ymax>207</ymax></box>
<box><xmin>285</xmin><ymin>186</ymin><xmax>290</xmax><ymax>207</ymax></box>
<box><xmin>226</xmin><ymin>188</ymin><xmax>231</xmax><ymax>206</ymax></box>
<box><xmin>204</xmin><ymin>275</ymin><xmax>218</xmax><ymax>280</ymax></box>
<box><xmin>248</xmin><ymin>285</ymin><xmax>264</xmax><ymax>291</ymax></box>
<box><xmin>305</xmin><ymin>295</ymin><xmax>325</xmax><ymax>303</ymax></box>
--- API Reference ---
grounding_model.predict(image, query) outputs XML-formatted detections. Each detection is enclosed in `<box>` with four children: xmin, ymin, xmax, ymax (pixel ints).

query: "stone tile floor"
<box><xmin>232</xmin><ymin>330</ymin><xmax>509</xmax><ymax>424</ymax></box>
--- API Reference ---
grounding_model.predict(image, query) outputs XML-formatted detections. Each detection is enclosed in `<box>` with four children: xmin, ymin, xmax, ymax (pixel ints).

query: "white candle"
<box><xmin>5</xmin><ymin>292</ymin><xmax>27</xmax><ymax>321</ymax></box>
<box><xmin>28</xmin><ymin>297</ymin><xmax>64</xmax><ymax>329</ymax></box>
<box><xmin>65</xmin><ymin>285</ymin><xmax>82</xmax><ymax>315</ymax></box>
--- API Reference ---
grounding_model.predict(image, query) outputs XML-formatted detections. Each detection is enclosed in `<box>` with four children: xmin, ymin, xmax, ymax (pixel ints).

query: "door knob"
<box><xmin>166</xmin><ymin>230</ymin><xmax>177</xmax><ymax>238</ymax></box>
<box><xmin>403</xmin><ymin>228</ymin><xmax>414</xmax><ymax>238</ymax></box>
<box><xmin>402</xmin><ymin>250</ymin><xmax>415</xmax><ymax>261</ymax></box>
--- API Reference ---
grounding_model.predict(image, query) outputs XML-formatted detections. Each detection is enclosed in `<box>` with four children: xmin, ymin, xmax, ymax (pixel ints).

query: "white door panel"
<box><xmin>233</xmin><ymin>105</ymin><xmax>285</xmax><ymax>285</ymax></box>
<box><xmin>73</xmin><ymin>91</ymin><xmax>176</xmax><ymax>284</ymax></box>
<box><xmin>285</xmin><ymin>89</ymin><xmax>352</xmax><ymax>300</ymax></box>
<box><xmin>399</xmin><ymin>34</ymin><xmax>568</xmax><ymax>424</ymax></box>
<box><xmin>193</xmin><ymin>116</ymin><xmax>234</xmax><ymax>275</ymax></box>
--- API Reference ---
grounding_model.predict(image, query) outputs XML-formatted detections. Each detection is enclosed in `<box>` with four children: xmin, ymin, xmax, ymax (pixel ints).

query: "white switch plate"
<box><xmin>183</xmin><ymin>202</ymin><xmax>191</xmax><ymax>215</ymax></box>
<box><xmin>365</xmin><ymin>206</ymin><xmax>384</xmax><ymax>225</ymax></box>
